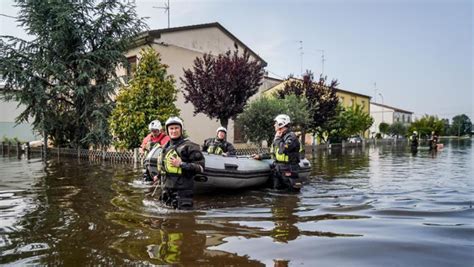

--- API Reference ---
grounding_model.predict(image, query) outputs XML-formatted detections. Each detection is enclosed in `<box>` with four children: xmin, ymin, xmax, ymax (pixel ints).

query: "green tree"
<box><xmin>109</xmin><ymin>48</ymin><xmax>180</xmax><ymax>150</ymax></box>
<box><xmin>237</xmin><ymin>95</ymin><xmax>310</xmax><ymax>146</ymax></box>
<box><xmin>389</xmin><ymin>122</ymin><xmax>407</xmax><ymax>138</ymax></box>
<box><xmin>379</xmin><ymin>122</ymin><xmax>390</xmax><ymax>136</ymax></box>
<box><xmin>326</xmin><ymin>105</ymin><xmax>373</xmax><ymax>143</ymax></box>
<box><xmin>0</xmin><ymin>0</ymin><xmax>145</xmax><ymax>148</ymax></box>
<box><xmin>280</xmin><ymin>94</ymin><xmax>311</xmax><ymax>134</ymax></box>
<box><xmin>408</xmin><ymin>115</ymin><xmax>445</xmax><ymax>137</ymax></box>
<box><xmin>450</xmin><ymin>114</ymin><xmax>472</xmax><ymax>136</ymax></box>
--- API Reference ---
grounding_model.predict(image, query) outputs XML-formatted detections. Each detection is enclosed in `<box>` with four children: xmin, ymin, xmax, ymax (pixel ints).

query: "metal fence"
<box><xmin>1</xmin><ymin>139</ymin><xmax>409</xmax><ymax>163</ymax></box>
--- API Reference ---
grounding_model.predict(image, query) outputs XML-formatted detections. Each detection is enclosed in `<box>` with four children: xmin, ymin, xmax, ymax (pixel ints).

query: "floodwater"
<box><xmin>0</xmin><ymin>139</ymin><xmax>472</xmax><ymax>266</ymax></box>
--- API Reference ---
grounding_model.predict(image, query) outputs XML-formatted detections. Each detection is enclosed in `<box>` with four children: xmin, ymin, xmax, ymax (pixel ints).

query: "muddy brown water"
<box><xmin>0</xmin><ymin>139</ymin><xmax>472</xmax><ymax>266</ymax></box>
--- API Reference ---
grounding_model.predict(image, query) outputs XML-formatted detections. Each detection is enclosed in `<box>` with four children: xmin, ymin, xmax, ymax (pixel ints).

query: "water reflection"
<box><xmin>270</xmin><ymin>194</ymin><xmax>299</xmax><ymax>243</ymax></box>
<box><xmin>311</xmin><ymin>147</ymin><xmax>370</xmax><ymax>179</ymax></box>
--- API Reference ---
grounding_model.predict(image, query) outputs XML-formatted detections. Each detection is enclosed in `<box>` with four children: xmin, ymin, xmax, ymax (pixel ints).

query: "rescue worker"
<box><xmin>410</xmin><ymin>130</ymin><xmax>419</xmax><ymax>153</ymax></box>
<box><xmin>140</xmin><ymin>120</ymin><xmax>170</xmax><ymax>153</ymax></box>
<box><xmin>157</xmin><ymin>117</ymin><xmax>205</xmax><ymax>210</ymax></box>
<box><xmin>429</xmin><ymin>131</ymin><xmax>439</xmax><ymax>151</ymax></box>
<box><xmin>252</xmin><ymin>114</ymin><xmax>303</xmax><ymax>191</ymax></box>
<box><xmin>202</xmin><ymin>126</ymin><xmax>237</xmax><ymax>156</ymax></box>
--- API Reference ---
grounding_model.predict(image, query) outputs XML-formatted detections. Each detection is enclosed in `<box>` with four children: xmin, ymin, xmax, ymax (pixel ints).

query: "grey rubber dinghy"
<box><xmin>144</xmin><ymin>145</ymin><xmax>311</xmax><ymax>193</ymax></box>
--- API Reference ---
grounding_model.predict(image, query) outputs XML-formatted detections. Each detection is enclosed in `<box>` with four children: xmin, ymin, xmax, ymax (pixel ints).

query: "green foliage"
<box><xmin>326</xmin><ymin>104</ymin><xmax>373</xmax><ymax>143</ymax></box>
<box><xmin>109</xmin><ymin>48</ymin><xmax>180</xmax><ymax>150</ymax></box>
<box><xmin>449</xmin><ymin>114</ymin><xmax>472</xmax><ymax>136</ymax></box>
<box><xmin>280</xmin><ymin>94</ymin><xmax>311</xmax><ymax>133</ymax></box>
<box><xmin>389</xmin><ymin>122</ymin><xmax>407</xmax><ymax>138</ymax></box>
<box><xmin>0</xmin><ymin>0</ymin><xmax>145</xmax><ymax>148</ymax></box>
<box><xmin>379</xmin><ymin>122</ymin><xmax>390</xmax><ymax>135</ymax></box>
<box><xmin>237</xmin><ymin>95</ymin><xmax>310</xmax><ymax>146</ymax></box>
<box><xmin>408</xmin><ymin>115</ymin><xmax>445</xmax><ymax>137</ymax></box>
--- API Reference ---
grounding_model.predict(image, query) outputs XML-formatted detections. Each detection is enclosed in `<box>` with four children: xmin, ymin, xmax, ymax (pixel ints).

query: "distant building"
<box><xmin>118</xmin><ymin>22</ymin><xmax>267</xmax><ymax>144</ymax></box>
<box><xmin>0</xmin><ymin>76</ymin><xmax>39</xmax><ymax>141</ymax></box>
<box><xmin>370</xmin><ymin>102</ymin><xmax>413</xmax><ymax>137</ymax></box>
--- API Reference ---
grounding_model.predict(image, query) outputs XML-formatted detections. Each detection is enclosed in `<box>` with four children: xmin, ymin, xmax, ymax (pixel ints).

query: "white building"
<box><xmin>370</xmin><ymin>102</ymin><xmax>413</xmax><ymax>137</ymax></box>
<box><xmin>0</xmin><ymin>76</ymin><xmax>38</xmax><ymax>141</ymax></box>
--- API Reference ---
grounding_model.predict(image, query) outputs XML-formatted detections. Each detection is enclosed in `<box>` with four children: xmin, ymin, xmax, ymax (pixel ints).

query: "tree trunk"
<box><xmin>43</xmin><ymin>131</ymin><xmax>48</xmax><ymax>161</ymax></box>
<box><xmin>220</xmin><ymin>118</ymin><xmax>229</xmax><ymax>129</ymax></box>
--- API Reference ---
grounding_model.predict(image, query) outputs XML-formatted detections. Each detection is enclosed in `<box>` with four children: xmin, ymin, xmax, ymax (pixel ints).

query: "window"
<box><xmin>126</xmin><ymin>56</ymin><xmax>137</xmax><ymax>79</ymax></box>
<box><xmin>402</xmin><ymin>114</ymin><xmax>405</xmax><ymax>122</ymax></box>
<box><xmin>350</xmin><ymin>99</ymin><xmax>355</xmax><ymax>107</ymax></box>
<box><xmin>340</xmin><ymin>96</ymin><xmax>345</xmax><ymax>103</ymax></box>
<box><xmin>361</xmin><ymin>100</ymin><xmax>365</xmax><ymax>108</ymax></box>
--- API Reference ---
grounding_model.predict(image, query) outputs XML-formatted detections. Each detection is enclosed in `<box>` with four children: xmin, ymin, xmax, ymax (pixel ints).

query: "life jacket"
<box><xmin>161</xmin><ymin>138</ymin><xmax>203</xmax><ymax>190</ymax></box>
<box><xmin>206</xmin><ymin>138</ymin><xmax>225</xmax><ymax>155</ymax></box>
<box><xmin>271</xmin><ymin>131</ymin><xmax>300</xmax><ymax>164</ymax></box>
<box><xmin>162</xmin><ymin>138</ymin><xmax>186</xmax><ymax>176</ymax></box>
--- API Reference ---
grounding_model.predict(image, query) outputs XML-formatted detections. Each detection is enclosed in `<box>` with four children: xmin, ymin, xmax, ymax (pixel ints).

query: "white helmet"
<box><xmin>148</xmin><ymin>120</ymin><xmax>162</xmax><ymax>131</ymax></box>
<box><xmin>274</xmin><ymin>114</ymin><xmax>291</xmax><ymax>129</ymax></box>
<box><xmin>216</xmin><ymin>126</ymin><xmax>227</xmax><ymax>134</ymax></box>
<box><xmin>413</xmin><ymin>131</ymin><xmax>418</xmax><ymax>135</ymax></box>
<box><xmin>165</xmin><ymin>116</ymin><xmax>184</xmax><ymax>135</ymax></box>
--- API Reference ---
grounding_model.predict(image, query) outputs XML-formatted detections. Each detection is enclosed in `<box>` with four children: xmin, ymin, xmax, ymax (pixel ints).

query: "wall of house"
<box><xmin>0</xmin><ymin>100</ymin><xmax>38</xmax><ymax>141</ymax></box>
<box><xmin>336</xmin><ymin>91</ymin><xmax>370</xmax><ymax>114</ymax></box>
<box><xmin>369</xmin><ymin>103</ymin><xmax>395</xmax><ymax>136</ymax></box>
<box><xmin>393</xmin><ymin>111</ymin><xmax>412</xmax><ymax>124</ymax></box>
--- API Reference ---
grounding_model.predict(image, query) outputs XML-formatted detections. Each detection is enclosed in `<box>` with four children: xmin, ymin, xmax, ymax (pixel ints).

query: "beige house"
<box><xmin>117</xmin><ymin>22</ymin><xmax>267</xmax><ymax>145</ymax></box>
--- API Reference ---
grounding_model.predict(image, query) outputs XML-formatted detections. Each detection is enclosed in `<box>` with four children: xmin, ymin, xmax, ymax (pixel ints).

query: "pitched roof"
<box><xmin>371</xmin><ymin>102</ymin><xmax>413</xmax><ymax>114</ymax></box>
<box><xmin>263</xmin><ymin>78</ymin><xmax>372</xmax><ymax>99</ymax></box>
<box><xmin>136</xmin><ymin>22</ymin><xmax>267</xmax><ymax>66</ymax></box>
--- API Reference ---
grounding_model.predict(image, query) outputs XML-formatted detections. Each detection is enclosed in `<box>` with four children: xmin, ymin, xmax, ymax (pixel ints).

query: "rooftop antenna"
<box><xmin>314</xmin><ymin>49</ymin><xmax>325</xmax><ymax>76</ymax></box>
<box><xmin>373</xmin><ymin>82</ymin><xmax>377</xmax><ymax>103</ymax></box>
<box><xmin>153</xmin><ymin>0</ymin><xmax>170</xmax><ymax>28</ymax></box>
<box><xmin>298</xmin><ymin>40</ymin><xmax>304</xmax><ymax>76</ymax></box>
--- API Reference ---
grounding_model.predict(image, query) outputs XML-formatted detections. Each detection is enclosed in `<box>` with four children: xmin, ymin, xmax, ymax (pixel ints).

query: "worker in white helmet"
<box><xmin>252</xmin><ymin>114</ymin><xmax>303</xmax><ymax>191</ymax></box>
<box><xmin>202</xmin><ymin>126</ymin><xmax>236</xmax><ymax>156</ymax></box>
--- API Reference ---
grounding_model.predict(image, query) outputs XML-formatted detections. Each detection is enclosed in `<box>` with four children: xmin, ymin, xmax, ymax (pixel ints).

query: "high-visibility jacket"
<box><xmin>160</xmin><ymin>137</ymin><xmax>205</xmax><ymax>189</ymax></box>
<box><xmin>270</xmin><ymin>130</ymin><xmax>301</xmax><ymax>164</ymax></box>
<box><xmin>202</xmin><ymin>138</ymin><xmax>236</xmax><ymax>155</ymax></box>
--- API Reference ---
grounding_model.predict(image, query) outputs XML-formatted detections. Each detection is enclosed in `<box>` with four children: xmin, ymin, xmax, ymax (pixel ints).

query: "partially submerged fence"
<box><xmin>1</xmin><ymin>138</ymin><xmax>407</xmax><ymax>163</ymax></box>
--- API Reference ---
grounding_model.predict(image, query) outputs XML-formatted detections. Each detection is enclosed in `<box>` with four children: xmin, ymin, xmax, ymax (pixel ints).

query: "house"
<box><xmin>118</xmin><ymin>22</ymin><xmax>267</xmax><ymax>144</ymax></box>
<box><xmin>370</xmin><ymin>102</ymin><xmax>413</xmax><ymax>137</ymax></box>
<box><xmin>0</xmin><ymin>76</ymin><xmax>38</xmax><ymax>141</ymax></box>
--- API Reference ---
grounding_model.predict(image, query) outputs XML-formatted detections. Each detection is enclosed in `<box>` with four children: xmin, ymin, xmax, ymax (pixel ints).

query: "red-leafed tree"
<box><xmin>181</xmin><ymin>49</ymin><xmax>265</xmax><ymax>128</ymax></box>
<box><xmin>277</xmin><ymin>71</ymin><xmax>340</xmax><ymax>142</ymax></box>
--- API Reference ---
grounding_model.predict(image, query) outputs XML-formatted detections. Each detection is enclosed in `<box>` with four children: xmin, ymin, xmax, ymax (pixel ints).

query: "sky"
<box><xmin>1</xmin><ymin>0</ymin><xmax>472</xmax><ymax>121</ymax></box>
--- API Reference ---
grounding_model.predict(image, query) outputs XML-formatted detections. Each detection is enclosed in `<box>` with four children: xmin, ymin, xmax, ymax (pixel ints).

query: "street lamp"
<box><xmin>378</xmin><ymin>92</ymin><xmax>384</xmax><ymax>122</ymax></box>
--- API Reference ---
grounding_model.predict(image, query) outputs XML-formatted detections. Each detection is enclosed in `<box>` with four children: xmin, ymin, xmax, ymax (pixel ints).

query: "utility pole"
<box><xmin>314</xmin><ymin>49</ymin><xmax>325</xmax><ymax>76</ymax></box>
<box><xmin>298</xmin><ymin>40</ymin><xmax>304</xmax><ymax>76</ymax></box>
<box><xmin>373</xmin><ymin>82</ymin><xmax>377</xmax><ymax>103</ymax></box>
<box><xmin>378</xmin><ymin>92</ymin><xmax>384</xmax><ymax>123</ymax></box>
<box><xmin>153</xmin><ymin>0</ymin><xmax>170</xmax><ymax>28</ymax></box>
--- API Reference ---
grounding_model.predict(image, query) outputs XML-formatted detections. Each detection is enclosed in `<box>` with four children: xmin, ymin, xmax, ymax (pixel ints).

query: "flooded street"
<box><xmin>1</xmin><ymin>139</ymin><xmax>473</xmax><ymax>266</ymax></box>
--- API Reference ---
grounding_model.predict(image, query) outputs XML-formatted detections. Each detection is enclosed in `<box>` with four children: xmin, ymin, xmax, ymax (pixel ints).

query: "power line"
<box><xmin>0</xmin><ymin>13</ymin><xmax>18</xmax><ymax>19</ymax></box>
